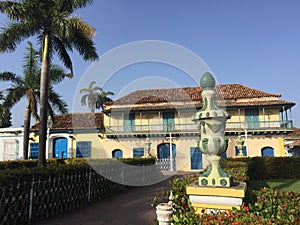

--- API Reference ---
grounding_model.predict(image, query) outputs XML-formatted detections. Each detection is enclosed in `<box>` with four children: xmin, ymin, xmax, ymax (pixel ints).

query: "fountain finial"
<box><xmin>200</xmin><ymin>72</ymin><xmax>215</xmax><ymax>90</ymax></box>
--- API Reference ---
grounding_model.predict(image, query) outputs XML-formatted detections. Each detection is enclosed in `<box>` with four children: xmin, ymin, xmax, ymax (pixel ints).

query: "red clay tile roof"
<box><xmin>286</xmin><ymin>127</ymin><xmax>300</xmax><ymax>146</ymax></box>
<box><xmin>31</xmin><ymin>113</ymin><xmax>104</xmax><ymax>131</ymax></box>
<box><xmin>106</xmin><ymin>84</ymin><xmax>294</xmax><ymax>111</ymax></box>
<box><xmin>110</xmin><ymin>84</ymin><xmax>282</xmax><ymax>105</ymax></box>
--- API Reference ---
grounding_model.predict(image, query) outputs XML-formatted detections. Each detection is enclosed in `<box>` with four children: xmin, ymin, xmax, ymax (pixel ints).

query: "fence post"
<box><xmin>28</xmin><ymin>178</ymin><xmax>34</xmax><ymax>222</ymax></box>
<box><xmin>88</xmin><ymin>168</ymin><xmax>92</xmax><ymax>203</ymax></box>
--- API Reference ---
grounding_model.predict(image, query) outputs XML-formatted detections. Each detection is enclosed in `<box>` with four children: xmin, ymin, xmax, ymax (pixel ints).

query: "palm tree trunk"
<box><xmin>38</xmin><ymin>34</ymin><xmax>50</xmax><ymax>167</ymax></box>
<box><xmin>23</xmin><ymin>106</ymin><xmax>31</xmax><ymax>160</ymax></box>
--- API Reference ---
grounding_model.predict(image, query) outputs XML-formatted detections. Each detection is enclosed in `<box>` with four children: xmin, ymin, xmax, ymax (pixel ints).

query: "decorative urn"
<box><xmin>192</xmin><ymin>72</ymin><xmax>233</xmax><ymax>187</ymax></box>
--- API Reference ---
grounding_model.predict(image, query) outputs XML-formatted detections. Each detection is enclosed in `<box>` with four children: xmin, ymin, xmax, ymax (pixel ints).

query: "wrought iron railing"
<box><xmin>106</xmin><ymin>120</ymin><xmax>293</xmax><ymax>134</ymax></box>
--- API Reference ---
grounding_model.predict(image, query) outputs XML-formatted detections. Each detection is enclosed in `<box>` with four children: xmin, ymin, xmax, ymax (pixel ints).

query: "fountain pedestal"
<box><xmin>187</xmin><ymin>72</ymin><xmax>247</xmax><ymax>214</ymax></box>
<box><xmin>186</xmin><ymin>181</ymin><xmax>246</xmax><ymax>214</ymax></box>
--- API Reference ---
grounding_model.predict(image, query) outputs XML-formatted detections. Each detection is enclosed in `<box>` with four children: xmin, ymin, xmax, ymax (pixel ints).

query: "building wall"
<box><xmin>0</xmin><ymin>135</ymin><xmax>23</xmax><ymax>161</ymax></box>
<box><xmin>29</xmin><ymin>131</ymin><xmax>105</xmax><ymax>159</ymax></box>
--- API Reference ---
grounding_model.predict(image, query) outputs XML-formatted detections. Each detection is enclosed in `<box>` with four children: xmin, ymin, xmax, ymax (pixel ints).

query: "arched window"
<box><xmin>157</xmin><ymin>143</ymin><xmax>176</xmax><ymax>159</ymax></box>
<box><xmin>261</xmin><ymin>147</ymin><xmax>274</xmax><ymax>157</ymax></box>
<box><xmin>112</xmin><ymin>149</ymin><xmax>123</xmax><ymax>158</ymax></box>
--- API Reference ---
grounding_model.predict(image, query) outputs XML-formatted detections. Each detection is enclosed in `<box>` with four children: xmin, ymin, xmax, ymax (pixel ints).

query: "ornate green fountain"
<box><xmin>192</xmin><ymin>72</ymin><xmax>233</xmax><ymax>187</ymax></box>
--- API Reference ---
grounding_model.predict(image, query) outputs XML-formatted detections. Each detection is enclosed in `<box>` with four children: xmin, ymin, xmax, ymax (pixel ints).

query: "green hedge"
<box><xmin>247</xmin><ymin>157</ymin><xmax>300</xmax><ymax>180</ymax></box>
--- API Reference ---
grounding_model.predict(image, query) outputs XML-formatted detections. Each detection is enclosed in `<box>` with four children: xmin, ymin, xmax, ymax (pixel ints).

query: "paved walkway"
<box><xmin>35</xmin><ymin>172</ymin><xmax>195</xmax><ymax>225</ymax></box>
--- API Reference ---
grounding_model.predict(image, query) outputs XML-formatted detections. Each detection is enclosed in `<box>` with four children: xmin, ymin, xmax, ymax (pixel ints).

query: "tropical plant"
<box><xmin>0</xmin><ymin>41</ymin><xmax>70</xmax><ymax>160</ymax></box>
<box><xmin>0</xmin><ymin>103</ymin><xmax>12</xmax><ymax>128</ymax></box>
<box><xmin>0</xmin><ymin>91</ymin><xmax>12</xmax><ymax>127</ymax></box>
<box><xmin>80</xmin><ymin>81</ymin><xmax>114</xmax><ymax>112</ymax></box>
<box><xmin>96</xmin><ymin>89</ymin><xmax>114</xmax><ymax>111</ymax></box>
<box><xmin>0</xmin><ymin>0</ymin><xmax>98</xmax><ymax>166</ymax></box>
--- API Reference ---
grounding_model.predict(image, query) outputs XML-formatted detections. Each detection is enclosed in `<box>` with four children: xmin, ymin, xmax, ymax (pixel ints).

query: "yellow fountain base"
<box><xmin>186</xmin><ymin>181</ymin><xmax>247</xmax><ymax>214</ymax></box>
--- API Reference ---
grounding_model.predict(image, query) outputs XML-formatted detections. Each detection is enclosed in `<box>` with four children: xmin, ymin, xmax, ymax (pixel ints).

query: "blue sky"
<box><xmin>1</xmin><ymin>0</ymin><xmax>300</xmax><ymax>127</ymax></box>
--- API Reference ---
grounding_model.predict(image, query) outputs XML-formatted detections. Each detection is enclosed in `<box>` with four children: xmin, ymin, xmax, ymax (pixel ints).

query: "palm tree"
<box><xmin>0</xmin><ymin>0</ymin><xmax>98</xmax><ymax>166</ymax></box>
<box><xmin>96</xmin><ymin>90</ymin><xmax>114</xmax><ymax>111</ymax></box>
<box><xmin>80</xmin><ymin>81</ymin><xmax>114</xmax><ymax>112</ymax></box>
<box><xmin>0</xmin><ymin>91</ymin><xmax>12</xmax><ymax>127</ymax></box>
<box><xmin>0</xmin><ymin>41</ymin><xmax>70</xmax><ymax>160</ymax></box>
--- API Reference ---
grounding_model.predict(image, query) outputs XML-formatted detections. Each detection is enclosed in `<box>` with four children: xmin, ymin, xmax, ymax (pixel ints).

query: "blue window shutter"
<box><xmin>76</xmin><ymin>141</ymin><xmax>91</xmax><ymax>158</ymax></box>
<box><xmin>29</xmin><ymin>143</ymin><xmax>39</xmax><ymax>159</ymax></box>
<box><xmin>133</xmin><ymin>148</ymin><xmax>144</xmax><ymax>158</ymax></box>
<box><xmin>190</xmin><ymin>147</ymin><xmax>203</xmax><ymax>170</ymax></box>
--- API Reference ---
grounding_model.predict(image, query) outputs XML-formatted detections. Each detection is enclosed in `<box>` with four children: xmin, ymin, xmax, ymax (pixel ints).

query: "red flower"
<box><xmin>242</xmin><ymin>205</ymin><xmax>249</xmax><ymax>212</ymax></box>
<box><xmin>282</xmin><ymin>203</ymin><xmax>287</xmax><ymax>207</ymax></box>
<box><xmin>232</xmin><ymin>222</ymin><xmax>239</xmax><ymax>225</ymax></box>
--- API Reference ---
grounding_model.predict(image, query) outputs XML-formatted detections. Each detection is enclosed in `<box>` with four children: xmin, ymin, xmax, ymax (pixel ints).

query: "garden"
<box><xmin>152</xmin><ymin>157</ymin><xmax>300</xmax><ymax>225</ymax></box>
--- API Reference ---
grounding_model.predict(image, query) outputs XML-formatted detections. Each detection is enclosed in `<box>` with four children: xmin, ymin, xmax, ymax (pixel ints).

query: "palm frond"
<box><xmin>59</xmin><ymin>0</ymin><xmax>94</xmax><ymax>14</ymax></box>
<box><xmin>48</xmin><ymin>87</ymin><xmax>68</xmax><ymax>114</ymax></box>
<box><xmin>3</xmin><ymin>86</ymin><xmax>26</xmax><ymax>108</ymax></box>
<box><xmin>51</xmin><ymin>35</ymin><xmax>73</xmax><ymax>75</ymax></box>
<box><xmin>0</xmin><ymin>21</ymin><xmax>38</xmax><ymax>52</ymax></box>
<box><xmin>49</xmin><ymin>65</ymin><xmax>72</xmax><ymax>85</ymax></box>
<box><xmin>66</xmin><ymin>18</ymin><xmax>98</xmax><ymax>61</ymax></box>
<box><xmin>80</xmin><ymin>94</ymin><xmax>88</xmax><ymax>105</ymax></box>
<box><xmin>0</xmin><ymin>1</ymin><xmax>25</xmax><ymax>21</ymax></box>
<box><xmin>0</xmin><ymin>71</ymin><xmax>25</xmax><ymax>86</ymax></box>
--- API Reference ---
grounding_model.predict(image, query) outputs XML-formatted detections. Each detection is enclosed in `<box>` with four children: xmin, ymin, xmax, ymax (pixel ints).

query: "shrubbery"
<box><xmin>153</xmin><ymin>157</ymin><xmax>300</xmax><ymax>225</ymax></box>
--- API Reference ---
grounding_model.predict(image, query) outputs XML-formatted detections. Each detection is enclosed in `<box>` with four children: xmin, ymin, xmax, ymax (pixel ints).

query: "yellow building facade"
<box><xmin>29</xmin><ymin>84</ymin><xmax>295</xmax><ymax>172</ymax></box>
<box><xmin>103</xmin><ymin>84</ymin><xmax>295</xmax><ymax>171</ymax></box>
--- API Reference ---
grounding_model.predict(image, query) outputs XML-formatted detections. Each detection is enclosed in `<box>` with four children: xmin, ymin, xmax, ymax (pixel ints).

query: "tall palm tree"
<box><xmin>0</xmin><ymin>91</ymin><xmax>12</xmax><ymax>128</ymax></box>
<box><xmin>96</xmin><ymin>90</ymin><xmax>114</xmax><ymax>111</ymax></box>
<box><xmin>0</xmin><ymin>0</ymin><xmax>98</xmax><ymax>166</ymax></box>
<box><xmin>80</xmin><ymin>81</ymin><xmax>114</xmax><ymax>112</ymax></box>
<box><xmin>0</xmin><ymin>41</ymin><xmax>70</xmax><ymax>160</ymax></box>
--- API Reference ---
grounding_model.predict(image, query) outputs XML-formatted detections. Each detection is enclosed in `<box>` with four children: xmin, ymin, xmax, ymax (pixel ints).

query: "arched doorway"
<box><xmin>112</xmin><ymin>149</ymin><xmax>123</xmax><ymax>158</ymax></box>
<box><xmin>53</xmin><ymin>137</ymin><xmax>68</xmax><ymax>158</ymax></box>
<box><xmin>157</xmin><ymin>143</ymin><xmax>176</xmax><ymax>171</ymax></box>
<box><xmin>261</xmin><ymin>147</ymin><xmax>274</xmax><ymax>157</ymax></box>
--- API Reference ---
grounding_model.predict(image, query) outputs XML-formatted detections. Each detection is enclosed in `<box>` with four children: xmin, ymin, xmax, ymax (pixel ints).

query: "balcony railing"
<box><xmin>106</xmin><ymin>120</ymin><xmax>293</xmax><ymax>135</ymax></box>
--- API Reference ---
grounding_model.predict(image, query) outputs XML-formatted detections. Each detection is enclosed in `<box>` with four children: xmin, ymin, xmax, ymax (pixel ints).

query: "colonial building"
<box><xmin>29</xmin><ymin>113</ymin><xmax>105</xmax><ymax>159</ymax></box>
<box><xmin>0</xmin><ymin>127</ymin><xmax>24</xmax><ymax>161</ymax></box>
<box><xmin>28</xmin><ymin>83</ymin><xmax>295</xmax><ymax>171</ymax></box>
<box><xmin>103</xmin><ymin>84</ymin><xmax>295</xmax><ymax>171</ymax></box>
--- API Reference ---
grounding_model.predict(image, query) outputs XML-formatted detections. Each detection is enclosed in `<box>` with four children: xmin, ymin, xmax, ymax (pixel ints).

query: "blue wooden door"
<box><xmin>261</xmin><ymin>147</ymin><xmax>274</xmax><ymax>157</ymax></box>
<box><xmin>53</xmin><ymin>138</ymin><xmax>68</xmax><ymax>158</ymax></box>
<box><xmin>245</xmin><ymin>108</ymin><xmax>259</xmax><ymax>129</ymax></box>
<box><xmin>157</xmin><ymin>143</ymin><xmax>176</xmax><ymax>159</ymax></box>
<box><xmin>190</xmin><ymin>147</ymin><xmax>203</xmax><ymax>170</ymax></box>
<box><xmin>163</xmin><ymin>112</ymin><xmax>175</xmax><ymax>131</ymax></box>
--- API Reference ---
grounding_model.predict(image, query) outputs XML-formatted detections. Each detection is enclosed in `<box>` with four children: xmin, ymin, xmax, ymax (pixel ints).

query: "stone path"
<box><xmin>35</xmin><ymin>172</ymin><xmax>195</xmax><ymax>225</ymax></box>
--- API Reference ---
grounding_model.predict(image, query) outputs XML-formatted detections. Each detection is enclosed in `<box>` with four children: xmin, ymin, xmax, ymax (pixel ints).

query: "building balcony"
<box><xmin>105</xmin><ymin>120</ymin><xmax>293</xmax><ymax>136</ymax></box>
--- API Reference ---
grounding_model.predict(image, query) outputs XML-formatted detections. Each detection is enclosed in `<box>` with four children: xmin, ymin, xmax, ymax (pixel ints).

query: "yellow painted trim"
<box><xmin>186</xmin><ymin>182</ymin><xmax>246</xmax><ymax>198</ymax></box>
<box><xmin>278</xmin><ymin>137</ymin><xmax>285</xmax><ymax>156</ymax></box>
<box><xmin>192</xmin><ymin>203</ymin><xmax>240</xmax><ymax>214</ymax></box>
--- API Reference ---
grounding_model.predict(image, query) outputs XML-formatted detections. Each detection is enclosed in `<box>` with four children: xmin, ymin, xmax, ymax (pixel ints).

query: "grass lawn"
<box><xmin>248</xmin><ymin>179</ymin><xmax>300</xmax><ymax>193</ymax></box>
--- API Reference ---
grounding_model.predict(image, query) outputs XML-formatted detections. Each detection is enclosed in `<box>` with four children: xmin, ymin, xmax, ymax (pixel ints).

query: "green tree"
<box><xmin>0</xmin><ymin>41</ymin><xmax>70</xmax><ymax>160</ymax></box>
<box><xmin>96</xmin><ymin>89</ymin><xmax>114</xmax><ymax>111</ymax></box>
<box><xmin>0</xmin><ymin>91</ymin><xmax>12</xmax><ymax>128</ymax></box>
<box><xmin>80</xmin><ymin>81</ymin><xmax>114</xmax><ymax>112</ymax></box>
<box><xmin>0</xmin><ymin>0</ymin><xmax>98</xmax><ymax>166</ymax></box>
